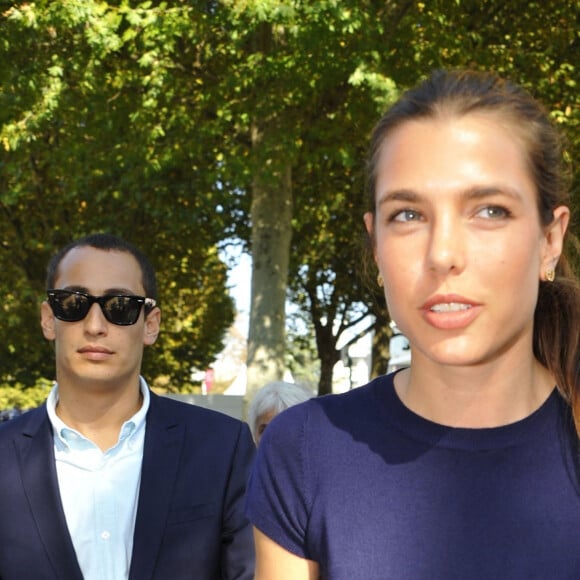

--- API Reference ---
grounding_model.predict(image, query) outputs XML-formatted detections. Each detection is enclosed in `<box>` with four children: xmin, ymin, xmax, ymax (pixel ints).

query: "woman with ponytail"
<box><xmin>246</xmin><ymin>69</ymin><xmax>580</xmax><ymax>579</ymax></box>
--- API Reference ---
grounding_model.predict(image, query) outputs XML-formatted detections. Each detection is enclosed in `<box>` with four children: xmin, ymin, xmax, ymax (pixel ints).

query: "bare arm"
<box><xmin>253</xmin><ymin>528</ymin><xmax>319</xmax><ymax>580</ymax></box>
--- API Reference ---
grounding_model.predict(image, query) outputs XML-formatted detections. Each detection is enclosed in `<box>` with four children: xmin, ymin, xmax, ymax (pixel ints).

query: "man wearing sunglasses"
<box><xmin>0</xmin><ymin>233</ymin><xmax>256</xmax><ymax>580</ymax></box>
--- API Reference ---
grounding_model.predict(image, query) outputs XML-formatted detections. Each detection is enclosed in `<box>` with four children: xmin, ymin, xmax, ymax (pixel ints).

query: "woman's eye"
<box><xmin>476</xmin><ymin>205</ymin><xmax>510</xmax><ymax>219</ymax></box>
<box><xmin>391</xmin><ymin>209</ymin><xmax>421</xmax><ymax>222</ymax></box>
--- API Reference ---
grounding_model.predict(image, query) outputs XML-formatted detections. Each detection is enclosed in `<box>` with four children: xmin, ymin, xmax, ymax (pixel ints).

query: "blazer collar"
<box><xmin>16</xmin><ymin>406</ymin><xmax>84</xmax><ymax>579</ymax></box>
<box><xmin>129</xmin><ymin>392</ymin><xmax>184</xmax><ymax>580</ymax></box>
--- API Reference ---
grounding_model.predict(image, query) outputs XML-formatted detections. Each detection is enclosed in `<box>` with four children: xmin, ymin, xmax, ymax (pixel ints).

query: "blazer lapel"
<box><xmin>129</xmin><ymin>393</ymin><xmax>184</xmax><ymax>580</ymax></box>
<box><xmin>17</xmin><ymin>407</ymin><xmax>84</xmax><ymax>580</ymax></box>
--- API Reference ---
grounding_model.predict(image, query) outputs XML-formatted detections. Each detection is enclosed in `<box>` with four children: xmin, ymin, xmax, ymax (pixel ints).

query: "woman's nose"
<box><xmin>426</xmin><ymin>215</ymin><xmax>466</xmax><ymax>276</ymax></box>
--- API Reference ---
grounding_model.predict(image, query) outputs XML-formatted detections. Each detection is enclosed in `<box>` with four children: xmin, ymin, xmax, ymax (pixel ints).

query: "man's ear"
<box><xmin>143</xmin><ymin>307</ymin><xmax>161</xmax><ymax>346</ymax></box>
<box><xmin>40</xmin><ymin>301</ymin><xmax>56</xmax><ymax>340</ymax></box>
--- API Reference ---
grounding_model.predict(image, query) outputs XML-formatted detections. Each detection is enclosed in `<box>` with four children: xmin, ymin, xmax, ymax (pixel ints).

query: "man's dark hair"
<box><xmin>45</xmin><ymin>233</ymin><xmax>158</xmax><ymax>300</ymax></box>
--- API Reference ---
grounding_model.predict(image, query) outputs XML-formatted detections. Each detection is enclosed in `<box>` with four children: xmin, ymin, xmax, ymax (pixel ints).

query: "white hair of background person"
<box><xmin>248</xmin><ymin>381</ymin><xmax>313</xmax><ymax>443</ymax></box>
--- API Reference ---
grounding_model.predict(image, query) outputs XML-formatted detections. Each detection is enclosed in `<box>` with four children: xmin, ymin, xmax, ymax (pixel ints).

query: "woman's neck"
<box><xmin>394</xmin><ymin>353</ymin><xmax>555</xmax><ymax>428</ymax></box>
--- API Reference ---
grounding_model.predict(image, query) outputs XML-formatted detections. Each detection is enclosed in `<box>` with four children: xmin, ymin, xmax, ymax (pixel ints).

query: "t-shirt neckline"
<box><xmin>375</xmin><ymin>372</ymin><xmax>560</xmax><ymax>452</ymax></box>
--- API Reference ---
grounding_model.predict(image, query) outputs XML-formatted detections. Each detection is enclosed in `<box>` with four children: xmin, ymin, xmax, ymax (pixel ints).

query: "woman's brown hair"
<box><xmin>366</xmin><ymin>69</ymin><xmax>580</xmax><ymax>433</ymax></box>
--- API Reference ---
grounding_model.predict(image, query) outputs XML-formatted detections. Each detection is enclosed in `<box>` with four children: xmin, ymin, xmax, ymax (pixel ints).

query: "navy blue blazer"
<box><xmin>0</xmin><ymin>391</ymin><xmax>256</xmax><ymax>579</ymax></box>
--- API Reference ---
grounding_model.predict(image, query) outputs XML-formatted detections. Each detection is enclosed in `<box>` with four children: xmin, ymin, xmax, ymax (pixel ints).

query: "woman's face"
<box><xmin>364</xmin><ymin>114</ymin><xmax>568</xmax><ymax>369</ymax></box>
<box><xmin>254</xmin><ymin>410</ymin><xmax>277</xmax><ymax>445</ymax></box>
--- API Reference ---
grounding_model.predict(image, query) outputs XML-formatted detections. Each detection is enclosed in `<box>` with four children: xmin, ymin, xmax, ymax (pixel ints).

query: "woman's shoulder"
<box><xmin>309</xmin><ymin>373</ymin><xmax>396</xmax><ymax>416</ymax></box>
<box><xmin>262</xmin><ymin>373</ymin><xmax>397</xmax><ymax>444</ymax></box>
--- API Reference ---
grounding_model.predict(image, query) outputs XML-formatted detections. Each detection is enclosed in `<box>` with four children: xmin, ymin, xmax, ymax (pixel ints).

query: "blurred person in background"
<box><xmin>248</xmin><ymin>381</ymin><xmax>313</xmax><ymax>445</ymax></box>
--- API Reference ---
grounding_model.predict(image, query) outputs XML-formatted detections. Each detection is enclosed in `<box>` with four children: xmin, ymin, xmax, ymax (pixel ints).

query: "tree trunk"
<box><xmin>245</xmin><ymin>121</ymin><xmax>293</xmax><ymax>401</ymax></box>
<box><xmin>318</xmin><ymin>350</ymin><xmax>338</xmax><ymax>396</ymax></box>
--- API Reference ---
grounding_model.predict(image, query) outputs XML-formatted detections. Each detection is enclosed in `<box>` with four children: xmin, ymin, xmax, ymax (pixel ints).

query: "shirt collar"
<box><xmin>47</xmin><ymin>377</ymin><xmax>151</xmax><ymax>450</ymax></box>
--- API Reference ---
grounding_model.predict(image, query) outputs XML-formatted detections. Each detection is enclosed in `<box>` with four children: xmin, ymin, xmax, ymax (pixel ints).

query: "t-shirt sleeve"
<box><xmin>245</xmin><ymin>403</ymin><xmax>312</xmax><ymax>559</ymax></box>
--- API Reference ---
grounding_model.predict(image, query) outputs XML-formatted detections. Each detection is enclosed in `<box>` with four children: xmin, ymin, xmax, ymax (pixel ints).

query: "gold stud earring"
<box><xmin>377</xmin><ymin>273</ymin><xmax>384</xmax><ymax>287</ymax></box>
<box><xmin>545</xmin><ymin>269</ymin><xmax>555</xmax><ymax>282</ymax></box>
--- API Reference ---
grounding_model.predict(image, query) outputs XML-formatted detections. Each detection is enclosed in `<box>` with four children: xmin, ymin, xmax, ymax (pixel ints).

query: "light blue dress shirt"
<box><xmin>46</xmin><ymin>378</ymin><xmax>150</xmax><ymax>580</ymax></box>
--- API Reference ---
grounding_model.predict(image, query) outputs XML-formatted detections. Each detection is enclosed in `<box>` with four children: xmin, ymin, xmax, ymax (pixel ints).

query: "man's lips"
<box><xmin>77</xmin><ymin>345</ymin><xmax>114</xmax><ymax>360</ymax></box>
<box><xmin>78</xmin><ymin>345</ymin><xmax>113</xmax><ymax>354</ymax></box>
<box><xmin>421</xmin><ymin>294</ymin><xmax>482</xmax><ymax>330</ymax></box>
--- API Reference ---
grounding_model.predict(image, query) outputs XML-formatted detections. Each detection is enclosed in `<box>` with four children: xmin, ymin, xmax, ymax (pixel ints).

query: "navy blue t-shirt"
<box><xmin>246</xmin><ymin>373</ymin><xmax>580</xmax><ymax>579</ymax></box>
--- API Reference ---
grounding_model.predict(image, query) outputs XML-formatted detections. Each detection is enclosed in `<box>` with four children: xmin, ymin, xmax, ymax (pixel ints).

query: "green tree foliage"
<box><xmin>0</xmin><ymin>379</ymin><xmax>53</xmax><ymax>411</ymax></box>
<box><xmin>258</xmin><ymin>0</ymin><xmax>579</xmax><ymax>393</ymax></box>
<box><xmin>0</xmin><ymin>0</ymin><xmax>577</xmax><ymax>398</ymax></box>
<box><xmin>0</xmin><ymin>1</ymin><xmax>235</xmax><ymax>390</ymax></box>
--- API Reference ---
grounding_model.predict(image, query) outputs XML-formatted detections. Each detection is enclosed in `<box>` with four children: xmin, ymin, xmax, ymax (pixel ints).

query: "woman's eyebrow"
<box><xmin>376</xmin><ymin>189</ymin><xmax>421</xmax><ymax>207</ymax></box>
<box><xmin>377</xmin><ymin>185</ymin><xmax>523</xmax><ymax>207</ymax></box>
<box><xmin>460</xmin><ymin>185</ymin><xmax>523</xmax><ymax>202</ymax></box>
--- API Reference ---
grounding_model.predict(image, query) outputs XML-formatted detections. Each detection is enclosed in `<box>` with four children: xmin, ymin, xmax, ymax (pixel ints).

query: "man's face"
<box><xmin>41</xmin><ymin>246</ymin><xmax>160</xmax><ymax>394</ymax></box>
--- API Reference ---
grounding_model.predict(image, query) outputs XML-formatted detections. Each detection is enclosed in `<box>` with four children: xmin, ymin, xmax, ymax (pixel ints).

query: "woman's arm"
<box><xmin>253</xmin><ymin>528</ymin><xmax>319</xmax><ymax>580</ymax></box>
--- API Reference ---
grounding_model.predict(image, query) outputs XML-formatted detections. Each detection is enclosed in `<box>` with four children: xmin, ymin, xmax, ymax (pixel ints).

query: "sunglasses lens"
<box><xmin>48</xmin><ymin>291</ymin><xmax>147</xmax><ymax>325</ymax></box>
<box><xmin>49</xmin><ymin>291</ymin><xmax>90</xmax><ymax>322</ymax></box>
<box><xmin>102</xmin><ymin>296</ymin><xmax>143</xmax><ymax>325</ymax></box>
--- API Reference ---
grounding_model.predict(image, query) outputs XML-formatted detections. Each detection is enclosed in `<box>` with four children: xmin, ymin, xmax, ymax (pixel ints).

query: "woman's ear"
<box><xmin>143</xmin><ymin>307</ymin><xmax>161</xmax><ymax>346</ymax></box>
<box><xmin>540</xmin><ymin>206</ymin><xmax>570</xmax><ymax>278</ymax></box>
<box><xmin>40</xmin><ymin>301</ymin><xmax>56</xmax><ymax>340</ymax></box>
<box><xmin>363</xmin><ymin>212</ymin><xmax>374</xmax><ymax>236</ymax></box>
<box><xmin>363</xmin><ymin>212</ymin><xmax>378</xmax><ymax>263</ymax></box>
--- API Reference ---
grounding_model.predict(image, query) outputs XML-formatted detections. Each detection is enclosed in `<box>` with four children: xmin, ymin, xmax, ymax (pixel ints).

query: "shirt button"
<box><xmin>101</xmin><ymin>531</ymin><xmax>111</xmax><ymax>540</ymax></box>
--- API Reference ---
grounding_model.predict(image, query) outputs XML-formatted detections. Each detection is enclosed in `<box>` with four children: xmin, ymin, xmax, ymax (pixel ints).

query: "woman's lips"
<box><xmin>421</xmin><ymin>295</ymin><xmax>482</xmax><ymax>330</ymax></box>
